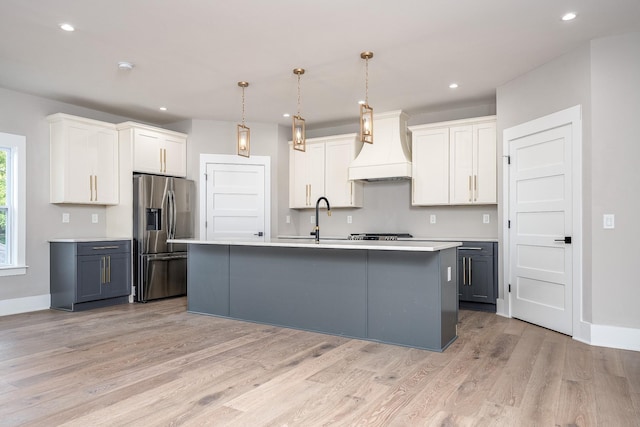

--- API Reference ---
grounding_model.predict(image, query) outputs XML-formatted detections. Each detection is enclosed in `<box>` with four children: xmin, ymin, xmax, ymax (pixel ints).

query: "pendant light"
<box><xmin>237</xmin><ymin>81</ymin><xmax>250</xmax><ymax>157</ymax></box>
<box><xmin>292</xmin><ymin>68</ymin><xmax>306</xmax><ymax>152</ymax></box>
<box><xmin>359</xmin><ymin>51</ymin><xmax>374</xmax><ymax>144</ymax></box>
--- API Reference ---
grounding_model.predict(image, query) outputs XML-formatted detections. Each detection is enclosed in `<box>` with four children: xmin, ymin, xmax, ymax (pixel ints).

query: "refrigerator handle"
<box><xmin>170</xmin><ymin>190</ymin><xmax>177</xmax><ymax>239</ymax></box>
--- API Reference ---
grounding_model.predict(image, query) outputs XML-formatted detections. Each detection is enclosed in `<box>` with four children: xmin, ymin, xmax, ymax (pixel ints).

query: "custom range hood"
<box><xmin>348</xmin><ymin>110</ymin><xmax>412</xmax><ymax>181</ymax></box>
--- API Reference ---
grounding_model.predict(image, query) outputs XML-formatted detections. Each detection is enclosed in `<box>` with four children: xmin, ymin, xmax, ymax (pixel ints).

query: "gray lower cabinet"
<box><xmin>458</xmin><ymin>242</ymin><xmax>497</xmax><ymax>311</ymax></box>
<box><xmin>50</xmin><ymin>240</ymin><xmax>131</xmax><ymax>311</ymax></box>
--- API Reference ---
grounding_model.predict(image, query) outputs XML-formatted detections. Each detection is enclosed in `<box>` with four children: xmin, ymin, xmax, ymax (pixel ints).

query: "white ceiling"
<box><xmin>1</xmin><ymin>1</ymin><xmax>639</xmax><ymax>128</ymax></box>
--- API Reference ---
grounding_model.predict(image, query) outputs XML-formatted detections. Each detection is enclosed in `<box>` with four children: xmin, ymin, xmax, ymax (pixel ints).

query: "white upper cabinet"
<box><xmin>410</xmin><ymin>116</ymin><xmax>496</xmax><ymax>206</ymax></box>
<box><xmin>118</xmin><ymin>122</ymin><xmax>187</xmax><ymax>177</ymax></box>
<box><xmin>289</xmin><ymin>134</ymin><xmax>363</xmax><ymax>209</ymax></box>
<box><xmin>450</xmin><ymin>120</ymin><xmax>496</xmax><ymax>204</ymax></box>
<box><xmin>410</xmin><ymin>126</ymin><xmax>450</xmax><ymax>205</ymax></box>
<box><xmin>289</xmin><ymin>142</ymin><xmax>325</xmax><ymax>208</ymax></box>
<box><xmin>48</xmin><ymin>113</ymin><xmax>119</xmax><ymax>205</ymax></box>
<box><xmin>324</xmin><ymin>135</ymin><xmax>363</xmax><ymax>208</ymax></box>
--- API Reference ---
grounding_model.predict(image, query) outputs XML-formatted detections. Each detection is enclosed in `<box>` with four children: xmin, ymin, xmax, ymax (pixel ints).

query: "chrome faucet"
<box><xmin>310</xmin><ymin>196</ymin><xmax>331</xmax><ymax>243</ymax></box>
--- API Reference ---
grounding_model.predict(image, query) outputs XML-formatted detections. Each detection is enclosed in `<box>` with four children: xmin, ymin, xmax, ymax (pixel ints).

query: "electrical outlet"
<box><xmin>603</xmin><ymin>214</ymin><xmax>615</xmax><ymax>229</ymax></box>
<box><xmin>62</xmin><ymin>213</ymin><xmax>70</xmax><ymax>223</ymax></box>
<box><xmin>483</xmin><ymin>214</ymin><xmax>490</xmax><ymax>224</ymax></box>
<box><xmin>347</xmin><ymin>215</ymin><xmax>352</xmax><ymax>224</ymax></box>
<box><xmin>285</xmin><ymin>215</ymin><xmax>291</xmax><ymax>224</ymax></box>
<box><xmin>310</xmin><ymin>215</ymin><xmax>315</xmax><ymax>224</ymax></box>
<box><xmin>92</xmin><ymin>214</ymin><xmax>99</xmax><ymax>224</ymax></box>
<box><xmin>430</xmin><ymin>214</ymin><xmax>436</xmax><ymax>224</ymax></box>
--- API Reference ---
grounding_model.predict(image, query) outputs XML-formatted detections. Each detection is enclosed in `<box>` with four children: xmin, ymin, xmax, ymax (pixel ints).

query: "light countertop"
<box><xmin>277</xmin><ymin>235</ymin><xmax>498</xmax><ymax>243</ymax></box>
<box><xmin>168</xmin><ymin>238</ymin><xmax>461</xmax><ymax>252</ymax></box>
<box><xmin>49</xmin><ymin>237</ymin><xmax>131</xmax><ymax>243</ymax></box>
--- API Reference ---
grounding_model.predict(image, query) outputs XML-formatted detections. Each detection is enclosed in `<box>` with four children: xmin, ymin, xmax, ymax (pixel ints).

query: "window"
<box><xmin>0</xmin><ymin>132</ymin><xmax>26</xmax><ymax>276</ymax></box>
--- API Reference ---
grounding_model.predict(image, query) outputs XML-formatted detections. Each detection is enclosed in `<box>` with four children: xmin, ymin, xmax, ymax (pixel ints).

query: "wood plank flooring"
<box><xmin>1</xmin><ymin>298</ymin><xmax>638</xmax><ymax>426</ymax></box>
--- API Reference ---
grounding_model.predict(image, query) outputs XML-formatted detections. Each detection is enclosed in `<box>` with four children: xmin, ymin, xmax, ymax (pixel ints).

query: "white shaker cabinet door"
<box><xmin>325</xmin><ymin>135</ymin><xmax>363</xmax><ymax>207</ymax></box>
<box><xmin>411</xmin><ymin>127</ymin><xmax>450</xmax><ymax>205</ymax></box>
<box><xmin>162</xmin><ymin>134</ymin><xmax>187</xmax><ymax>177</ymax></box>
<box><xmin>473</xmin><ymin>122</ymin><xmax>497</xmax><ymax>204</ymax></box>
<box><xmin>449</xmin><ymin>125</ymin><xmax>475</xmax><ymax>204</ymax></box>
<box><xmin>289</xmin><ymin>142</ymin><xmax>325</xmax><ymax>208</ymax></box>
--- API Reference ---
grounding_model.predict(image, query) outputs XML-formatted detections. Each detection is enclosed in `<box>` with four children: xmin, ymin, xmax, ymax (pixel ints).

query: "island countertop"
<box><xmin>168</xmin><ymin>238</ymin><xmax>461</xmax><ymax>252</ymax></box>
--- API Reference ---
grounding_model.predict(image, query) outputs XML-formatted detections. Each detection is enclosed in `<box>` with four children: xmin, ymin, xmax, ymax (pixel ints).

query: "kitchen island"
<box><xmin>169</xmin><ymin>238</ymin><xmax>461</xmax><ymax>352</ymax></box>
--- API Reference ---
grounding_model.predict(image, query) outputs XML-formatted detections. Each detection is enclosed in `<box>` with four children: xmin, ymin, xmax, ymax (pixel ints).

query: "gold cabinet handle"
<box><xmin>107</xmin><ymin>255</ymin><xmax>111</xmax><ymax>283</ymax></box>
<box><xmin>350</xmin><ymin>182</ymin><xmax>353</xmax><ymax>204</ymax></box>
<box><xmin>101</xmin><ymin>256</ymin><xmax>106</xmax><ymax>284</ymax></box>
<box><xmin>94</xmin><ymin>175</ymin><xmax>98</xmax><ymax>201</ymax></box>
<box><xmin>468</xmin><ymin>175</ymin><xmax>472</xmax><ymax>202</ymax></box>
<box><xmin>89</xmin><ymin>176</ymin><xmax>93</xmax><ymax>201</ymax></box>
<box><xmin>160</xmin><ymin>149</ymin><xmax>163</xmax><ymax>172</ymax></box>
<box><xmin>462</xmin><ymin>256</ymin><xmax>466</xmax><ymax>285</ymax></box>
<box><xmin>164</xmin><ymin>148</ymin><xmax>168</xmax><ymax>172</ymax></box>
<box><xmin>473</xmin><ymin>175</ymin><xmax>477</xmax><ymax>201</ymax></box>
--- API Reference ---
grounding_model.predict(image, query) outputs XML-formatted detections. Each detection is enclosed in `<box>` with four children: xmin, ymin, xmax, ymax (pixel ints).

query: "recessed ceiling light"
<box><xmin>117</xmin><ymin>61</ymin><xmax>134</xmax><ymax>70</ymax></box>
<box><xmin>159</xmin><ymin>107</ymin><xmax>168</xmax><ymax>111</ymax></box>
<box><xmin>59</xmin><ymin>23</ymin><xmax>75</xmax><ymax>32</ymax></box>
<box><xmin>562</xmin><ymin>12</ymin><xmax>577</xmax><ymax>21</ymax></box>
<box><xmin>449</xmin><ymin>83</ymin><xmax>459</xmax><ymax>89</ymax></box>
<box><xmin>283</xmin><ymin>113</ymin><xmax>291</xmax><ymax>118</ymax></box>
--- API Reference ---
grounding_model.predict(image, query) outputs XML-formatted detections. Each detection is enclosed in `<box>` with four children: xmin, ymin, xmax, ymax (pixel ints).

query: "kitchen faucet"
<box><xmin>310</xmin><ymin>196</ymin><xmax>331</xmax><ymax>243</ymax></box>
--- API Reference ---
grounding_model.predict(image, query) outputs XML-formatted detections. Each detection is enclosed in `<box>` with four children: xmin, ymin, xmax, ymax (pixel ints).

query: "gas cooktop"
<box><xmin>348</xmin><ymin>233</ymin><xmax>413</xmax><ymax>241</ymax></box>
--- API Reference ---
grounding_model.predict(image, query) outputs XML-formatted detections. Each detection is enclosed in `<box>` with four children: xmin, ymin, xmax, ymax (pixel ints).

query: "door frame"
<box><xmin>501</xmin><ymin>105</ymin><xmax>584</xmax><ymax>339</ymax></box>
<box><xmin>199</xmin><ymin>154</ymin><xmax>271</xmax><ymax>241</ymax></box>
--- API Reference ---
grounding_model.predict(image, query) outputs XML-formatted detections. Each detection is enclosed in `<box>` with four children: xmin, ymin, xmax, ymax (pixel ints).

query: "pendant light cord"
<box><xmin>241</xmin><ymin>86</ymin><xmax>246</xmax><ymax>126</ymax></box>
<box><xmin>365</xmin><ymin>56</ymin><xmax>369</xmax><ymax>105</ymax></box>
<box><xmin>297</xmin><ymin>73</ymin><xmax>302</xmax><ymax>116</ymax></box>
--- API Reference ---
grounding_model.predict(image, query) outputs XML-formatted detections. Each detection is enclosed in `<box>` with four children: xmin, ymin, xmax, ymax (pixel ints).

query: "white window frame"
<box><xmin>0</xmin><ymin>132</ymin><xmax>26</xmax><ymax>276</ymax></box>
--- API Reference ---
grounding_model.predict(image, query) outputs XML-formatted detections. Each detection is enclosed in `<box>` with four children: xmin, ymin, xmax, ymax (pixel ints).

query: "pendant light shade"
<box><xmin>359</xmin><ymin>51</ymin><xmax>374</xmax><ymax>144</ymax></box>
<box><xmin>237</xmin><ymin>81</ymin><xmax>250</xmax><ymax>157</ymax></box>
<box><xmin>292</xmin><ymin>68</ymin><xmax>306</xmax><ymax>152</ymax></box>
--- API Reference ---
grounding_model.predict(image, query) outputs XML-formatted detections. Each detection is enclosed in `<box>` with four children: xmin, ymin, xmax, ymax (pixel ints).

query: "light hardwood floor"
<box><xmin>1</xmin><ymin>297</ymin><xmax>638</xmax><ymax>426</ymax></box>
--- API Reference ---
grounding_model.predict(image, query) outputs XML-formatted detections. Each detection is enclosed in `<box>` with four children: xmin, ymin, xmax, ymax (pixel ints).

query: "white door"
<box><xmin>204</xmin><ymin>160</ymin><xmax>267</xmax><ymax>241</ymax></box>
<box><xmin>507</xmin><ymin>123</ymin><xmax>573</xmax><ymax>335</ymax></box>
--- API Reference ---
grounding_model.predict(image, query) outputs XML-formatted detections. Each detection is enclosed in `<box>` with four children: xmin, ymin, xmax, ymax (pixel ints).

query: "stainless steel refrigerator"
<box><xmin>133</xmin><ymin>174</ymin><xmax>195</xmax><ymax>302</ymax></box>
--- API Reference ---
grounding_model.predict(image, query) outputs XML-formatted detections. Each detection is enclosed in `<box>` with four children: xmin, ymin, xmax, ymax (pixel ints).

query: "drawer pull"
<box><xmin>92</xmin><ymin>245</ymin><xmax>120</xmax><ymax>250</ymax></box>
<box><xmin>459</xmin><ymin>247</ymin><xmax>483</xmax><ymax>251</ymax></box>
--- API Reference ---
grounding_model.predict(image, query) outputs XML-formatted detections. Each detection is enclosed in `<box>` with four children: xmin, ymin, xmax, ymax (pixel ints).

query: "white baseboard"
<box><xmin>496</xmin><ymin>298</ymin><xmax>508</xmax><ymax>318</ymax></box>
<box><xmin>0</xmin><ymin>294</ymin><xmax>51</xmax><ymax>316</ymax></box>
<box><xmin>585</xmin><ymin>323</ymin><xmax>640</xmax><ymax>352</ymax></box>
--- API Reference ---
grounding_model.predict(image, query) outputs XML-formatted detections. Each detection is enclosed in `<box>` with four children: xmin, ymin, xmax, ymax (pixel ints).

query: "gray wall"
<box><xmin>496</xmin><ymin>31</ymin><xmax>640</xmax><ymax>330</ymax></box>
<box><xmin>589</xmin><ymin>33</ymin><xmax>640</xmax><ymax>327</ymax></box>
<box><xmin>0</xmin><ymin>88</ymin><xmax>138</xmax><ymax>301</ymax></box>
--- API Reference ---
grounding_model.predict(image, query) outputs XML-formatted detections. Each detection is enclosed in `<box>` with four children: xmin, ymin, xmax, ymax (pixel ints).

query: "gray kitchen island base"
<box><xmin>186</xmin><ymin>243</ymin><xmax>458</xmax><ymax>352</ymax></box>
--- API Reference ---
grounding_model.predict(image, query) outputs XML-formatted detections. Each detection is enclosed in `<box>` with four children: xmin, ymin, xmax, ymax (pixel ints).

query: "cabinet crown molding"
<box><xmin>116</xmin><ymin>121</ymin><xmax>188</xmax><ymax>138</ymax></box>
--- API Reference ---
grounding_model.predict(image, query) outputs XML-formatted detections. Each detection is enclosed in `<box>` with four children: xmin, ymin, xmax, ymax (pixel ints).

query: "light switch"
<box><xmin>62</xmin><ymin>213</ymin><xmax>70</xmax><ymax>223</ymax></box>
<box><xmin>430</xmin><ymin>214</ymin><xmax>436</xmax><ymax>224</ymax></box>
<box><xmin>603</xmin><ymin>214</ymin><xmax>615</xmax><ymax>229</ymax></box>
<box><xmin>285</xmin><ymin>215</ymin><xmax>291</xmax><ymax>224</ymax></box>
<box><xmin>92</xmin><ymin>214</ymin><xmax>99</xmax><ymax>224</ymax></box>
<box><xmin>483</xmin><ymin>214</ymin><xmax>490</xmax><ymax>224</ymax></box>
<box><xmin>310</xmin><ymin>215</ymin><xmax>315</xmax><ymax>224</ymax></box>
<box><xmin>347</xmin><ymin>215</ymin><xmax>353</xmax><ymax>224</ymax></box>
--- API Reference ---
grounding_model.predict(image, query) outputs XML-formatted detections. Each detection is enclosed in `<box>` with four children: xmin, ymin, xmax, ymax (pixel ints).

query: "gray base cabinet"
<box><xmin>187</xmin><ymin>244</ymin><xmax>458</xmax><ymax>352</ymax></box>
<box><xmin>457</xmin><ymin>242</ymin><xmax>497</xmax><ymax>310</ymax></box>
<box><xmin>50</xmin><ymin>240</ymin><xmax>131</xmax><ymax>311</ymax></box>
